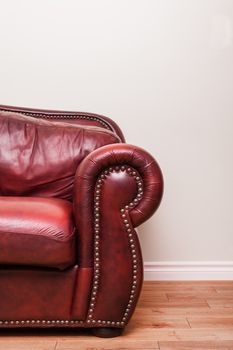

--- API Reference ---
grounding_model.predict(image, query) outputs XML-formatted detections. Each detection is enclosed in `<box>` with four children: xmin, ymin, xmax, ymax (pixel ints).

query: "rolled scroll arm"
<box><xmin>72</xmin><ymin>144</ymin><xmax>163</xmax><ymax>325</ymax></box>
<box><xmin>74</xmin><ymin>143</ymin><xmax>164</xmax><ymax>267</ymax></box>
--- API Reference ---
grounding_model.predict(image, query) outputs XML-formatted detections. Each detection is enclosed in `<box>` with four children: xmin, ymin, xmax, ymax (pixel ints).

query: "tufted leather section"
<box><xmin>74</xmin><ymin>143</ymin><xmax>163</xmax><ymax>267</ymax></box>
<box><xmin>0</xmin><ymin>197</ymin><xmax>76</xmax><ymax>270</ymax></box>
<box><xmin>0</xmin><ymin>111</ymin><xmax>120</xmax><ymax>201</ymax></box>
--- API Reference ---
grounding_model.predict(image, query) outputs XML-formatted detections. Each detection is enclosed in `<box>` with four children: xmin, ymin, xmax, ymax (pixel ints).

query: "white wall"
<box><xmin>1</xmin><ymin>1</ymin><xmax>233</xmax><ymax>275</ymax></box>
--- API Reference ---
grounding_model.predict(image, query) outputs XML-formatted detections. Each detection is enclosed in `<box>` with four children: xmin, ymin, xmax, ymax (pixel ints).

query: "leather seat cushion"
<box><xmin>0</xmin><ymin>197</ymin><xmax>76</xmax><ymax>270</ymax></box>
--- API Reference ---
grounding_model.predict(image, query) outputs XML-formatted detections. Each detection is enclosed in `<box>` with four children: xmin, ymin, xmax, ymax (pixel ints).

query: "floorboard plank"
<box><xmin>167</xmin><ymin>292</ymin><xmax>233</xmax><ymax>299</ymax></box>
<box><xmin>0</xmin><ymin>340</ymin><xmax>57</xmax><ymax>350</ymax></box>
<box><xmin>207</xmin><ymin>299</ymin><xmax>233</xmax><ymax>308</ymax></box>
<box><xmin>151</xmin><ymin>307</ymin><xmax>233</xmax><ymax>317</ymax></box>
<box><xmin>55</xmin><ymin>337</ymin><xmax>159</xmax><ymax>350</ymax></box>
<box><xmin>153</xmin><ymin>328</ymin><xmax>233</xmax><ymax>341</ymax></box>
<box><xmin>187</xmin><ymin>317</ymin><xmax>233</xmax><ymax>328</ymax></box>
<box><xmin>128</xmin><ymin>316</ymin><xmax>190</xmax><ymax>329</ymax></box>
<box><xmin>159</xmin><ymin>340</ymin><xmax>233</xmax><ymax>350</ymax></box>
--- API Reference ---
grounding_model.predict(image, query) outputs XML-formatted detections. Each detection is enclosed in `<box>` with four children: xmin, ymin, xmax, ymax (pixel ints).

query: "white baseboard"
<box><xmin>144</xmin><ymin>261</ymin><xmax>233</xmax><ymax>280</ymax></box>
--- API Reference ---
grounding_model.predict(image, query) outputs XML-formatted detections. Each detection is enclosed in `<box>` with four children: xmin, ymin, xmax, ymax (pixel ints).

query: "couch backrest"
<box><xmin>0</xmin><ymin>104</ymin><xmax>125</xmax><ymax>142</ymax></box>
<box><xmin>0</xmin><ymin>111</ymin><xmax>120</xmax><ymax>201</ymax></box>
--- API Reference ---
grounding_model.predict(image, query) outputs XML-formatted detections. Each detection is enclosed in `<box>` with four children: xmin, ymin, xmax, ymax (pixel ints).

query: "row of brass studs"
<box><xmin>86</xmin><ymin>172</ymin><xmax>102</xmax><ymax>325</ymax></box>
<box><xmin>120</xmin><ymin>167</ymin><xmax>143</xmax><ymax>323</ymax></box>
<box><xmin>0</xmin><ymin>318</ymin><xmax>123</xmax><ymax>326</ymax></box>
<box><xmin>0</xmin><ymin>109</ymin><xmax>111</xmax><ymax>130</ymax></box>
<box><xmin>86</xmin><ymin>165</ymin><xmax>143</xmax><ymax>326</ymax></box>
<box><xmin>0</xmin><ymin>320</ymin><xmax>83</xmax><ymax>325</ymax></box>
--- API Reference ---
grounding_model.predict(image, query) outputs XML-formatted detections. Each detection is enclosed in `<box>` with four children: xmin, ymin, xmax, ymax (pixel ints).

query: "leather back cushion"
<box><xmin>0</xmin><ymin>111</ymin><xmax>120</xmax><ymax>200</ymax></box>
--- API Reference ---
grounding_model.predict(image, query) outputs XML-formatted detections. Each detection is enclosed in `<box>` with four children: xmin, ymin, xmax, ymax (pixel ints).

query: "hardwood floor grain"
<box><xmin>0</xmin><ymin>339</ymin><xmax>57</xmax><ymax>350</ymax></box>
<box><xmin>0</xmin><ymin>281</ymin><xmax>232</xmax><ymax>350</ymax></box>
<box><xmin>159</xmin><ymin>340</ymin><xmax>233</xmax><ymax>350</ymax></box>
<box><xmin>187</xmin><ymin>317</ymin><xmax>233</xmax><ymax>328</ymax></box>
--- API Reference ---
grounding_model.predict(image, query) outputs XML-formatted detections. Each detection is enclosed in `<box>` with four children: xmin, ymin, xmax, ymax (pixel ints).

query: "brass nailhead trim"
<box><xmin>0</xmin><ymin>320</ymin><xmax>83</xmax><ymax>325</ymax></box>
<box><xmin>0</xmin><ymin>108</ymin><xmax>111</xmax><ymax>130</ymax></box>
<box><xmin>86</xmin><ymin>165</ymin><xmax>143</xmax><ymax>326</ymax></box>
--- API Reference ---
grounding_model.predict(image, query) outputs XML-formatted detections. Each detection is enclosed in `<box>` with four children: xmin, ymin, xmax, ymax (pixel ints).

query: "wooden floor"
<box><xmin>0</xmin><ymin>281</ymin><xmax>233</xmax><ymax>350</ymax></box>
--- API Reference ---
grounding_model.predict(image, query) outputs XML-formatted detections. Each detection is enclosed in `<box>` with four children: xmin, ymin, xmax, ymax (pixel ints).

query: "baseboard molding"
<box><xmin>144</xmin><ymin>261</ymin><xmax>233</xmax><ymax>280</ymax></box>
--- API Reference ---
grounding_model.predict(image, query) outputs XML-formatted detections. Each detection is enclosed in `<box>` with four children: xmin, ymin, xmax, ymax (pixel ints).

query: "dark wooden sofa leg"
<box><xmin>92</xmin><ymin>327</ymin><xmax>123</xmax><ymax>338</ymax></box>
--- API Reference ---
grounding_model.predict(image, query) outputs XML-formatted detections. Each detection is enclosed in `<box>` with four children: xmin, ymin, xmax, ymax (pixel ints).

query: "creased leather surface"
<box><xmin>0</xmin><ymin>196</ymin><xmax>75</xmax><ymax>270</ymax></box>
<box><xmin>0</xmin><ymin>111</ymin><xmax>120</xmax><ymax>201</ymax></box>
<box><xmin>0</xmin><ymin>104</ymin><xmax>126</xmax><ymax>142</ymax></box>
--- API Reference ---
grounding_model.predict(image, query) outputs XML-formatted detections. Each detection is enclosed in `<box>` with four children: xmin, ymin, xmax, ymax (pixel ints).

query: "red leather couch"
<box><xmin>0</xmin><ymin>105</ymin><xmax>163</xmax><ymax>337</ymax></box>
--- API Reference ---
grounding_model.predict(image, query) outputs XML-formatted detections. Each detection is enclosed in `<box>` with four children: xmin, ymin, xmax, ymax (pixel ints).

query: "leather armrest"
<box><xmin>73</xmin><ymin>143</ymin><xmax>163</xmax><ymax>267</ymax></box>
<box><xmin>73</xmin><ymin>143</ymin><xmax>163</xmax><ymax>323</ymax></box>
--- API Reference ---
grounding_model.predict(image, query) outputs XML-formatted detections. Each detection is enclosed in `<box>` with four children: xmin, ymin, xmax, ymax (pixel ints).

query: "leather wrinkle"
<box><xmin>0</xmin><ymin>104</ymin><xmax>126</xmax><ymax>142</ymax></box>
<box><xmin>0</xmin><ymin>111</ymin><xmax>120</xmax><ymax>200</ymax></box>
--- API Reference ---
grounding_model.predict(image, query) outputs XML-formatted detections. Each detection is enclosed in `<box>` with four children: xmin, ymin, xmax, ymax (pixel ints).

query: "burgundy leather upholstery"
<box><xmin>0</xmin><ymin>197</ymin><xmax>75</xmax><ymax>270</ymax></box>
<box><xmin>0</xmin><ymin>111</ymin><xmax>120</xmax><ymax>201</ymax></box>
<box><xmin>0</xmin><ymin>105</ymin><xmax>163</xmax><ymax>334</ymax></box>
<box><xmin>0</xmin><ymin>104</ymin><xmax>125</xmax><ymax>142</ymax></box>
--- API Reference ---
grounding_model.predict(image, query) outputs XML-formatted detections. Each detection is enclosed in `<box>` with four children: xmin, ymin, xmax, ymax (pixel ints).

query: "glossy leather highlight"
<box><xmin>0</xmin><ymin>196</ymin><xmax>75</xmax><ymax>270</ymax></box>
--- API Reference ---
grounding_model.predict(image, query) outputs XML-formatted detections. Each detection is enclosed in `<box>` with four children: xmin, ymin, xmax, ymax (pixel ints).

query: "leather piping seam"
<box><xmin>86</xmin><ymin>165</ymin><xmax>143</xmax><ymax>326</ymax></box>
<box><xmin>0</xmin><ymin>108</ymin><xmax>111</xmax><ymax>131</ymax></box>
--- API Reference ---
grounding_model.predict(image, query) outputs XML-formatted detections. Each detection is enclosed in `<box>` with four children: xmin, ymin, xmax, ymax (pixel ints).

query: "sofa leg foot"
<box><xmin>92</xmin><ymin>327</ymin><xmax>123</xmax><ymax>338</ymax></box>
